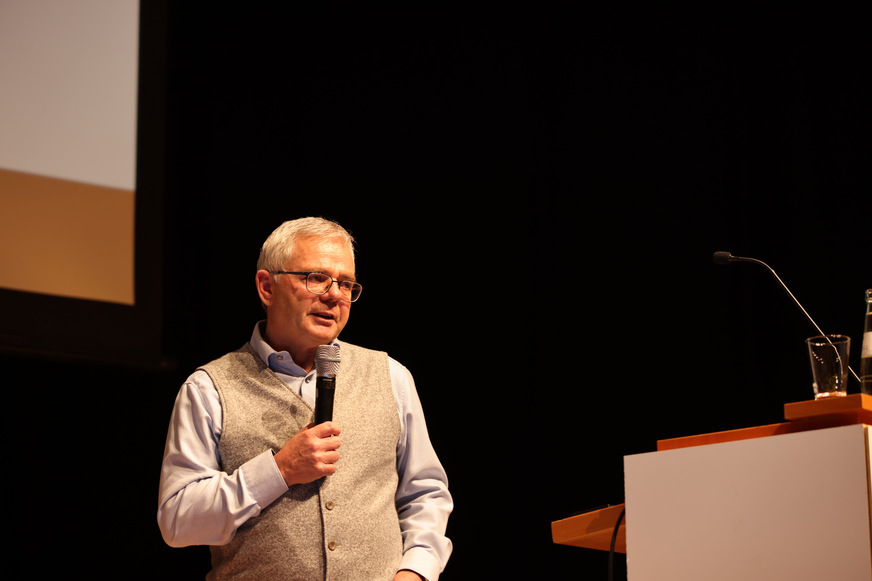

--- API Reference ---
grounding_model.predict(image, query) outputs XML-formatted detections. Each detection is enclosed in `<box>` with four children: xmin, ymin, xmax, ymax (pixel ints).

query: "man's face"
<box><xmin>257</xmin><ymin>236</ymin><xmax>355</xmax><ymax>367</ymax></box>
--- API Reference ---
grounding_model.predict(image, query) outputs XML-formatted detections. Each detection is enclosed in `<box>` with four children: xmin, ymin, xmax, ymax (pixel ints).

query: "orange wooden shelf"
<box><xmin>551</xmin><ymin>504</ymin><xmax>626</xmax><ymax>553</ymax></box>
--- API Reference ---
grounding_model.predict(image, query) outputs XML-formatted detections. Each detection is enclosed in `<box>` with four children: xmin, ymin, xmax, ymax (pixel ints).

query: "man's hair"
<box><xmin>257</xmin><ymin>217</ymin><xmax>355</xmax><ymax>272</ymax></box>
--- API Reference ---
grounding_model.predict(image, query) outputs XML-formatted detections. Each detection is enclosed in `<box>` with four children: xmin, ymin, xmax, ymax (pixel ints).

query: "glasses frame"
<box><xmin>271</xmin><ymin>271</ymin><xmax>363</xmax><ymax>303</ymax></box>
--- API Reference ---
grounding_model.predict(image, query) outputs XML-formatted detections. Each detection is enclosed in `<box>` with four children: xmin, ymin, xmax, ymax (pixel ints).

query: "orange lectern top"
<box><xmin>657</xmin><ymin>393</ymin><xmax>871</xmax><ymax>451</ymax></box>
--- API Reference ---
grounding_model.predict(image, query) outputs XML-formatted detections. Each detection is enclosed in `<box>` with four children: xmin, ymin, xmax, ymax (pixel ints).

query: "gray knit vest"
<box><xmin>201</xmin><ymin>341</ymin><xmax>403</xmax><ymax>581</ymax></box>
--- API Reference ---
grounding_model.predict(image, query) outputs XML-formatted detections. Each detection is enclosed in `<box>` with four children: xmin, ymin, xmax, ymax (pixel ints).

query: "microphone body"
<box><xmin>314</xmin><ymin>345</ymin><xmax>340</xmax><ymax>424</ymax></box>
<box><xmin>713</xmin><ymin>251</ymin><xmax>861</xmax><ymax>385</ymax></box>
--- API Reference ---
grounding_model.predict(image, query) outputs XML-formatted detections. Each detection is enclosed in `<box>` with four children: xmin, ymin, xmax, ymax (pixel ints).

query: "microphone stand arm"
<box><xmin>727</xmin><ymin>254</ymin><xmax>861</xmax><ymax>385</ymax></box>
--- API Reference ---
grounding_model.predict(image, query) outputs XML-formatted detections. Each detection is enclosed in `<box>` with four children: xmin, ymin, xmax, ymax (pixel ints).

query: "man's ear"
<box><xmin>255</xmin><ymin>270</ymin><xmax>274</xmax><ymax>306</ymax></box>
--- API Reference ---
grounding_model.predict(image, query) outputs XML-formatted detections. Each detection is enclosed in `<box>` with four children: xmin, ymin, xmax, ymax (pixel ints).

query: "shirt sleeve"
<box><xmin>391</xmin><ymin>359</ymin><xmax>454</xmax><ymax>581</ymax></box>
<box><xmin>156</xmin><ymin>370</ymin><xmax>289</xmax><ymax>547</ymax></box>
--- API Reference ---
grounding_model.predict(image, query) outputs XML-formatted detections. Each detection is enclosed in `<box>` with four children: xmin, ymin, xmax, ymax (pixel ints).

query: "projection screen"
<box><xmin>0</xmin><ymin>1</ymin><xmax>168</xmax><ymax>366</ymax></box>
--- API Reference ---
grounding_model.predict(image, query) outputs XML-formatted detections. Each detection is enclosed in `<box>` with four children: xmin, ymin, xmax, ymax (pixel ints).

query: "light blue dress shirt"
<box><xmin>158</xmin><ymin>322</ymin><xmax>453</xmax><ymax>580</ymax></box>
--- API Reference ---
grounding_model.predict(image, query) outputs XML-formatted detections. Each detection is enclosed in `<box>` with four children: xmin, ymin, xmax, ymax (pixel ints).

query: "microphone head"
<box><xmin>315</xmin><ymin>344</ymin><xmax>341</xmax><ymax>376</ymax></box>
<box><xmin>712</xmin><ymin>251</ymin><xmax>734</xmax><ymax>265</ymax></box>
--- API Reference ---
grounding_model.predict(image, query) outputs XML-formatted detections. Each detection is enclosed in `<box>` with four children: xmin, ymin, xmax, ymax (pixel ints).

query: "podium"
<box><xmin>552</xmin><ymin>394</ymin><xmax>872</xmax><ymax>580</ymax></box>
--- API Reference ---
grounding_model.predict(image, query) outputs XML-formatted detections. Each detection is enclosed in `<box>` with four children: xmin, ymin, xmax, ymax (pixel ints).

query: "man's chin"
<box><xmin>306</xmin><ymin>321</ymin><xmax>343</xmax><ymax>344</ymax></box>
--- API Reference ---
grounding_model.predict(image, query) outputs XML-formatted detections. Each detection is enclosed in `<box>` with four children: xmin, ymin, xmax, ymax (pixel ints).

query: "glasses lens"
<box><xmin>306</xmin><ymin>273</ymin><xmax>332</xmax><ymax>293</ymax></box>
<box><xmin>306</xmin><ymin>273</ymin><xmax>362</xmax><ymax>302</ymax></box>
<box><xmin>341</xmin><ymin>281</ymin><xmax>362</xmax><ymax>302</ymax></box>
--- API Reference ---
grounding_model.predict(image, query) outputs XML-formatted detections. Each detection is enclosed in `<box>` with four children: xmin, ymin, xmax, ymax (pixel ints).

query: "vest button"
<box><xmin>325</xmin><ymin>500</ymin><xmax>335</xmax><ymax>510</ymax></box>
<box><xmin>328</xmin><ymin>541</ymin><xmax>337</xmax><ymax>551</ymax></box>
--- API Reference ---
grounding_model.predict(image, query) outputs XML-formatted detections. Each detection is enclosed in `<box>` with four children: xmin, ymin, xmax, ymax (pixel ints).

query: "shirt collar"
<box><xmin>250</xmin><ymin>320</ymin><xmax>340</xmax><ymax>377</ymax></box>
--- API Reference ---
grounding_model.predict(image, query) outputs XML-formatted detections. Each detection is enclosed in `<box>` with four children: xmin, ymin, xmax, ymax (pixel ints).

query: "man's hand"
<box><xmin>273</xmin><ymin>422</ymin><xmax>342</xmax><ymax>486</ymax></box>
<box><xmin>393</xmin><ymin>570</ymin><xmax>426</xmax><ymax>581</ymax></box>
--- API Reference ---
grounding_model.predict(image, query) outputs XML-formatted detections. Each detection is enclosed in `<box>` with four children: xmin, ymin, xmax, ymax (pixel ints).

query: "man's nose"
<box><xmin>323</xmin><ymin>280</ymin><xmax>344</xmax><ymax>301</ymax></box>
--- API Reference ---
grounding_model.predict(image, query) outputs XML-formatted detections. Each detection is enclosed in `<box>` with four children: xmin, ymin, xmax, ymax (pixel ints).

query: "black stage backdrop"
<box><xmin>7</xmin><ymin>11</ymin><xmax>869</xmax><ymax>580</ymax></box>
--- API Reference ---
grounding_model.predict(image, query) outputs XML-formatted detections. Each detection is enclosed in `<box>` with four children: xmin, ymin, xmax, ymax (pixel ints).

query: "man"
<box><xmin>158</xmin><ymin>217</ymin><xmax>453</xmax><ymax>580</ymax></box>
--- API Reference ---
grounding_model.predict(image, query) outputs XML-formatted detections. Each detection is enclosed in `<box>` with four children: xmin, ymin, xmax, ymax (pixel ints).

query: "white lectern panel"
<box><xmin>624</xmin><ymin>424</ymin><xmax>872</xmax><ymax>581</ymax></box>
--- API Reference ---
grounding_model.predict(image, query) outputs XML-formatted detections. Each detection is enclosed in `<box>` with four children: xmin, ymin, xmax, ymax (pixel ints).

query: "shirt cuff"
<box><xmin>399</xmin><ymin>547</ymin><xmax>443</xmax><ymax>581</ymax></box>
<box><xmin>240</xmin><ymin>449</ymin><xmax>290</xmax><ymax>508</ymax></box>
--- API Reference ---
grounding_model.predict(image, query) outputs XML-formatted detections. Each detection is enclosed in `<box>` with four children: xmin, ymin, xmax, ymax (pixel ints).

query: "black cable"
<box><xmin>607</xmin><ymin>506</ymin><xmax>626</xmax><ymax>581</ymax></box>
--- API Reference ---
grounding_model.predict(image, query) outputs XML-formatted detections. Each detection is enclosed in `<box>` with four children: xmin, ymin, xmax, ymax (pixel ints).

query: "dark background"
<box><xmin>7</xmin><ymin>8</ymin><xmax>869</xmax><ymax>580</ymax></box>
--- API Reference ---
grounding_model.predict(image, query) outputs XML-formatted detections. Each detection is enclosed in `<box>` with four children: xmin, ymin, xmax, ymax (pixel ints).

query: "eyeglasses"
<box><xmin>271</xmin><ymin>271</ymin><xmax>363</xmax><ymax>302</ymax></box>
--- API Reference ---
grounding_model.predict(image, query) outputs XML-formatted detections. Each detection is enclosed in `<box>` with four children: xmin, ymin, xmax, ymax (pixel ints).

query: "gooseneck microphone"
<box><xmin>713</xmin><ymin>251</ymin><xmax>860</xmax><ymax>385</ymax></box>
<box><xmin>314</xmin><ymin>344</ymin><xmax>340</xmax><ymax>424</ymax></box>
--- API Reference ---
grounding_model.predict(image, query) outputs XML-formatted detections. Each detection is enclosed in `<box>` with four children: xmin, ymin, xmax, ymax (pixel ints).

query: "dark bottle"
<box><xmin>862</xmin><ymin>289</ymin><xmax>872</xmax><ymax>395</ymax></box>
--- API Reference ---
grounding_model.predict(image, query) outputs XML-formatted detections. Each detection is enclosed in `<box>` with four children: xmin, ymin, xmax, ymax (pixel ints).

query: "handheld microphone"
<box><xmin>713</xmin><ymin>251</ymin><xmax>860</xmax><ymax>385</ymax></box>
<box><xmin>314</xmin><ymin>344</ymin><xmax>340</xmax><ymax>424</ymax></box>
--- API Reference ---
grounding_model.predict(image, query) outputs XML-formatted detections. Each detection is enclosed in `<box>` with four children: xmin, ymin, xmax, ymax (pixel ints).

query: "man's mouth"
<box><xmin>312</xmin><ymin>312</ymin><xmax>336</xmax><ymax>321</ymax></box>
